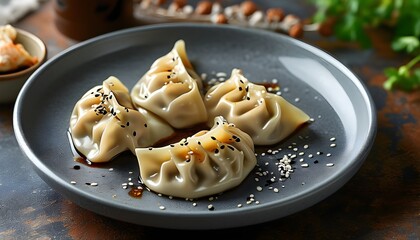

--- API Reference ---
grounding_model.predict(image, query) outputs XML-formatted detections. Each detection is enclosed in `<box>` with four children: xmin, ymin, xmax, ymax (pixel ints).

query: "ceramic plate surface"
<box><xmin>13</xmin><ymin>23</ymin><xmax>376</xmax><ymax>230</ymax></box>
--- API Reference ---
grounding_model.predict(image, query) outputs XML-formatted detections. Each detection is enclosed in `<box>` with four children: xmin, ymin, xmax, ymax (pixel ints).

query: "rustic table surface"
<box><xmin>1</xmin><ymin>1</ymin><xmax>419</xmax><ymax>239</ymax></box>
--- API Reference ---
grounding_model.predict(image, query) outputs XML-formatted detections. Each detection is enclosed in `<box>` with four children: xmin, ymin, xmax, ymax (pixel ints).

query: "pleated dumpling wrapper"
<box><xmin>131</xmin><ymin>39</ymin><xmax>207</xmax><ymax>129</ymax></box>
<box><xmin>204</xmin><ymin>69</ymin><xmax>310</xmax><ymax>145</ymax></box>
<box><xmin>135</xmin><ymin>116</ymin><xmax>257</xmax><ymax>199</ymax></box>
<box><xmin>69</xmin><ymin>76</ymin><xmax>174</xmax><ymax>163</ymax></box>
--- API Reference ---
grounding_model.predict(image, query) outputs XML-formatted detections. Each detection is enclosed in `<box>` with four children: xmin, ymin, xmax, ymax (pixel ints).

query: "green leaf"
<box><xmin>391</xmin><ymin>36</ymin><xmax>420</xmax><ymax>53</ymax></box>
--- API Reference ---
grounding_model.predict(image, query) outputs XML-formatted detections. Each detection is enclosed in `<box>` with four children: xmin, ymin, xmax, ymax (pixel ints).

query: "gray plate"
<box><xmin>13</xmin><ymin>23</ymin><xmax>376</xmax><ymax>230</ymax></box>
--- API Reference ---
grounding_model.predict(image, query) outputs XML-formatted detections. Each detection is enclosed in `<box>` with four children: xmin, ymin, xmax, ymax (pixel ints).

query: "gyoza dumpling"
<box><xmin>204</xmin><ymin>69</ymin><xmax>310</xmax><ymax>145</ymax></box>
<box><xmin>135</xmin><ymin>116</ymin><xmax>256</xmax><ymax>199</ymax></box>
<box><xmin>69</xmin><ymin>76</ymin><xmax>174</xmax><ymax>163</ymax></box>
<box><xmin>130</xmin><ymin>40</ymin><xmax>207</xmax><ymax>129</ymax></box>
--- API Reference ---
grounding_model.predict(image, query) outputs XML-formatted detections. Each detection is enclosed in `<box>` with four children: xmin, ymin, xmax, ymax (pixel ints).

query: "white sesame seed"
<box><xmin>237</xmin><ymin>204</ymin><xmax>243</xmax><ymax>208</ymax></box>
<box><xmin>192</xmin><ymin>202</ymin><xmax>197</xmax><ymax>207</ymax></box>
<box><xmin>90</xmin><ymin>183</ymin><xmax>98</xmax><ymax>186</ymax></box>
<box><xmin>330</xmin><ymin>143</ymin><xmax>337</xmax><ymax>147</ymax></box>
<box><xmin>70</xmin><ymin>181</ymin><xmax>76</xmax><ymax>185</ymax></box>
<box><xmin>273</xmin><ymin>188</ymin><xmax>279</xmax><ymax>193</ymax></box>
<box><xmin>255</xmin><ymin>201</ymin><xmax>260</xmax><ymax>204</ymax></box>
<box><xmin>122</xmin><ymin>183</ymin><xmax>127</xmax><ymax>186</ymax></box>
<box><xmin>304</xmin><ymin>144</ymin><xmax>309</xmax><ymax>149</ymax></box>
<box><xmin>216</xmin><ymin>72</ymin><xmax>227</xmax><ymax>77</ymax></box>
<box><xmin>295</xmin><ymin>98</ymin><xmax>300</xmax><ymax>102</ymax></box>
<box><xmin>308</xmin><ymin>154</ymin><xmax>313</xmax><ymax>158</ymax></box>
<box><xmin>301</xmin><ymin>163</ymin><xmax>309</xmax><ymax>168</ymax></box>
<box><xmin>330</xmin><ymin>137</ymin><xmax>336</xmax><ymax>141</ymax></box>
<box><xmin>159</xmin><ymin>205</ymin><xmax>166</xmax><ymax>210</ymax></box>
<box><xmin>326</xmin><ymin>163</ymin><xmax>335</xmax><ymax>167</ymax></box>
<box><xmin>256</xmin><ymin>186</ymin><xmax>263</xmax><ymax>192</ymax></box>
<box><xmin>327</xmin><ymin>153</ymin><xmax>332</xmax><ymax>157</ymax></box>
<box><xmin>108</xmin><ymin>168</ymin><xmax>114</xmax><ymax>172</ymax></box>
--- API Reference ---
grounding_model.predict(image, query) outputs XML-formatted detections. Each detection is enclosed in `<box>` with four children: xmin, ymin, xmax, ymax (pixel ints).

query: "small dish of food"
<box><xmin>0</xmin><ymin>24</ymin><xmax>47</xmax><ymax>104</ymax></box>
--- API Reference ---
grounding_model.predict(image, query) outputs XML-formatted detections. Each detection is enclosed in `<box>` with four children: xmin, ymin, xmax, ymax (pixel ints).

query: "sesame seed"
<box><xmin>208</xmin><ymin>204</ymin><xmax>215</xmax><ymax>211</ymax></box>
<box><xmin>330</xmin><ymin>143</ymin><xmax>337</xmax><ymax>148</ymax></box>
<box><xmin>256</xmin><ymin>186</ymin><xmax>263</xmax><ymax>191</ymax></box>
<box><xmin>327</xmin><ymin>153</ymin><xmax>332</xmax><ymax>157</ymax></box>
<box><xmin>273</xmin><ymin>188</ymin><xmax>279</xmax><ymax>193</ymax></box>
<box><xmin>159</xmin><ymin>205</ymin><xmax>166</xmax><ymax>210</ymax></box>
<box><xmin>192</xmin><ymin>203</ymin><xmax>197</xmax><ymax>207</ymax></box>
<box><xmin>70</xmin><ymin>181</ymin><xmax>76</xmax><ymax>185</ymax></box>
<box><xmin>326</xmin><ymin>163</ymin><xmax>335</xmax><ymax>167</ymax></box>
<box><xmin>301</xmin><ymin>163</ymin><xmax>309</xmax><ymax>168</ymax></box>
<box><xmin>330</xmin><ymin>137</ymin><xmax>336</xmax><ymax>141</ymax></box>
<box><xmin>109</xmin><ymin>168</ymin><xmax>114</xmax><ymax>171</ymax></box>
<box><xmin>90</xmin><ymin>183</ymin><xmax>98</xmax><ymax>186</ymax></box>
<box><xmin>237</xmin><ymin>204</ymin><xmax>242</xmax><ymax>208</ymax></box>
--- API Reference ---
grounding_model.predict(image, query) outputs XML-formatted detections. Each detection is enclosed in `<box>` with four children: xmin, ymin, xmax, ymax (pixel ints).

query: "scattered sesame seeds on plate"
<box><xmin>13</xmin><ymin>23</ymin><xmax>376</xmax><ymax>230</ymax></box>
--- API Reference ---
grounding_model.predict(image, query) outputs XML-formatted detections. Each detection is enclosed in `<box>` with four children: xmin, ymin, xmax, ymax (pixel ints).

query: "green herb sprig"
<box><xmin>310</xmin><ymin>0</ymin><xmax>420</xmax><ymax>91</ymax></box>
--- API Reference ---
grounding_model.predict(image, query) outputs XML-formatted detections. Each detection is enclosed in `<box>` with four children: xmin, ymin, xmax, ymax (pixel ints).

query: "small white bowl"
<box><xmin>0</xmin><ymin>28</ymin><xmax>47</xmax><ymax>104</ymax></box>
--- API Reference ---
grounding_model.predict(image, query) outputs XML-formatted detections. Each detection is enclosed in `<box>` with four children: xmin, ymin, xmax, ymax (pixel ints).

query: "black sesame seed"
<box><xmin>228</xmin><ymin>146</ymin><xmax>235</xmax><ymax>151</ymax></box>
<box><xmin>235</xmin><ymin>138</ymin><xmax>241</xmax><ymax>142</ymax></box>
<box><xmin>144</xmin><ymin>123</ymin><xmax>147</xmax><ymax>127</ymax></box>
<box><xmin>220</xmin><ymin>145</ymin><xmax>225</xmax><ymax>149</ymax></box>
<box><xmin>73</xmin><ymin>165</ymin><xmax>80</xmax><ymax>170</ymax></box>
<box><xmin>211</xmin><ymin>136</ymin><xmax>216</xmax><ymax>140</ymax></box>
<box><xmin>120</xmin><ymin>125</ymin><xmax>125</xmax><ymax>128</ymax></box>
<box><xmin>215</xmin><ymin>149</ymin><xmax>219</xmax><ymax>154</ymax></box>
<box><xmin>239</xmin><ymin>87</ymin><xmax>243</xmax><ymax>91</ymax></box>
<box><xmin>133</xmin><ymin>131</ymin><xmax>137</xmax><ymax>136</ymax></box>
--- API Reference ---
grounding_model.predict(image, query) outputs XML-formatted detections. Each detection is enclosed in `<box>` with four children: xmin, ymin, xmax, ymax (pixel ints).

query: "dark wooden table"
<box><xmin>1</xmin><ymin>1</ymin><xmax>419</xmax><ymax>239</ymax></box>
